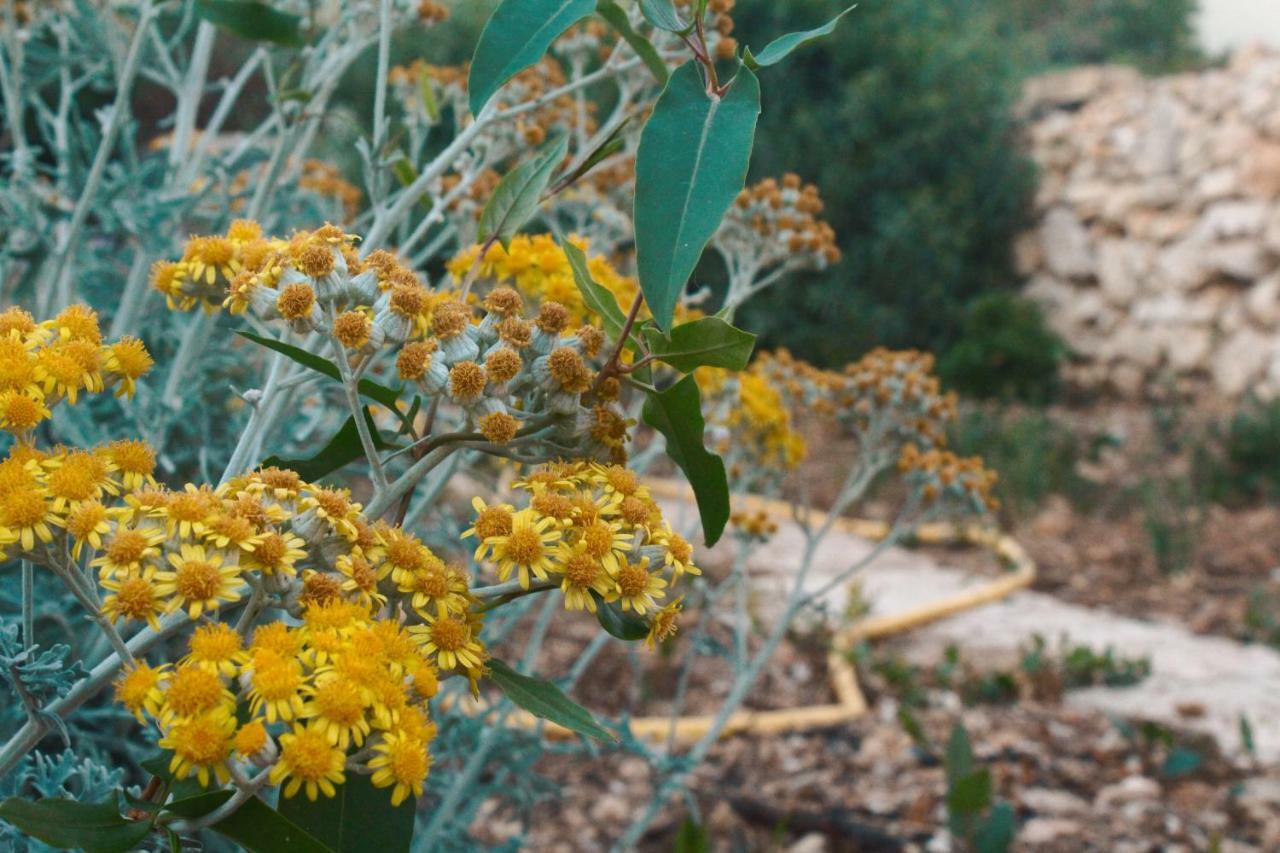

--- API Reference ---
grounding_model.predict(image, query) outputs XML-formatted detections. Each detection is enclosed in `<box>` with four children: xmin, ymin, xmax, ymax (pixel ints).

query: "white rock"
<box><xmin>1095</xmin><ymin>776</ymin><xmax>1161</xmax><ymax>810</ymax></box>
<box><xmin>1041</xmin><ymin>207</ymin><xmax>1096</xmax><ymax>279</ymax></box>
<box><xmin>1096</xmin><ymin>239</ymin><xmax>1149</xmax><ymax>304</ymax></box>
<box><xmin>1019</xmin><ymin>818</ymin><xmax>1083</xmax><ymax>845</ymax></box>
<box><xmin>1246</xmin><ymin>274</ymin><xmax>1280</xmax><ymax>325</ymax></box>
<box><xmin>1196</xmin><ymin>200</ymin><xmax>1270</xmax><ymax>240</ymax></box>
<box><xmin>1212</xmin><ymin>329</ymin><xmax>1274</xmax><ymax>397</ymax></box>
<box><xmin>1203</xmin><ymin>240</ymin><xmax>1270</xmax><ymax>281</ymax></box>
<box><xmin>1020</xmin><ymin>787</ymin><xmax>1089</xmax><ymax>816</ymax></box>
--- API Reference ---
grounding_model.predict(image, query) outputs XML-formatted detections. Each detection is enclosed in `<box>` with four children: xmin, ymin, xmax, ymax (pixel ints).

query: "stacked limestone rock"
<box><xmin>1017</xmin><ymin>47</ymin><xmax>1280</xmax><ymax>400</ymax></box>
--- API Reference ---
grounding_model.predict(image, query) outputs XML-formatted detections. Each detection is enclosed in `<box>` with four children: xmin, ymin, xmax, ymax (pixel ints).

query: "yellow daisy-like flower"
<box><xmin>614</xmin><ymin>559</ymin><xmax>667</xmax><ymax>615</ymax></box>
<box><xmin>183</xmin><ymin>622</ymin><xmax>248</xmax><ymax>678</ymax></box>
<box><xmin>113</xmin><ymin>661</ymin><xmax>168</xmax><ymax>722</ymax></box>
<box><xmin>0</xmin><ymin>388</ymin><xmax>51</xmax><ymax>433</ymax></box>
<box><xmin>0</xmin><ymin>487</ymin><xmax>62</xmax><ymax>552</ymax></box>
<box><xmin>570</xmin><ymin>518</ymin><xmax>633</xmax><ymax>576</ymax></box>
<box><xmin>100</xmin><ymin>574</ymin><xmax>165</xmax><ymax>630</ymax></box>
<box><xmin>44</xmin><ymin>448</ymin><xmax>117</xmax><ymax>511</ymax></box>
<box><xmin>335</xmin><ymin>551</ymin><xmax>389</xmax><ymax>609</ymax></box>
<box><xmin>33</xmin><ymin>338</ymin><xmax>103</xmax><ymax>403</ymax></box>
<box><xmin>233</xmin><ymin>719</ymin><xmax>270</xmax><ymax>759</ymax></box>
<box><xmin>153</xmin><ymin>543</ymin><xmax>242</xmax><ymax>618</ymax></box>
<box><xmin>103</xmin><ymin>336</ymin><xmax>153</xmax><ymax>398</ymax></box>
<box><xmin>104</xmin><ymin>439</ymin><xmax>157</xmax><ymax>490</ymax></box>
<box><xmin>91</xmin><ymin>524</ymin><xmax>165</xmax><ymax>579</ymax></box>
<box><xmin>369</xmin><ymin>731</ymin><xmax>431</xmax><ymax>806</ymax></box>
<box><xmin>554</xmin><ymin>544</ymin><xmax>615</xmax><ymax>612</ymax></box>
<box><xmin>270</xmin><ymin>723</ymin><xmax>347</xmax><ymax>801</ymax></box>
<box><xmin>645</xmin><ymin>597</ymin><xmax>683</xmax><ymax>649</ymax></box>
<box><xmin>658</xmin><ymin>529</ymin><xmax>700</xmax><ymax>581</ymax></box>
<box><xmin>64</xmin><ymin>498</ymin><xmax>112</xmax><ymax>558</ymax></box>
<box><xmin>304</xmin><ymin>675</ymin><xmax>372</xmax><ymax>750</ymax></box>
<box><xmin>408</xmin><ymin>613</ymin><xmax>486</xmax><ymax>671</ymax></box>
<box><xmin>462</xmin><ymin>496</ymin><xmax>514</xmax><ymax>561</ymax></box>
<box><xmin>159</xmin><ymin>712</ymin><xmax>234</xmax><ymax>787</ymax></box>
<box><xmin>159</xmin><ymin>663</ymin><xmax>235</xmax><ymax>725</ymax></box>
<box><xmin>484</xmin><ymin>508</ymin><xmax>561</xmax><ymax>590</ymax></box>
<box><xmin>162</xmin><ymin>483</ymin><xmax>219</xmax><ymax>539</ymax></box>
<box><xmin>243</xmin><ymin>530</ymin><xmax>307</xmax><ymax>576</ymax></box>
<box><xmin>245</xmin><ymin>649</ymin><xmax>309</xmax><ymax>723</ymax></box>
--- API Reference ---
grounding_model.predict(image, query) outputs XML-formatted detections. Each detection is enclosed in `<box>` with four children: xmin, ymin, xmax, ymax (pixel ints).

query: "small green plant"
<box><xmin>938</xmin><ymin>292</ymin><xmax>1065</xmax><ymax>404</ymax></box>
<box><xmin>1199</xmin><ymin>397</ymin><xmax>1280</xmax><ymax>504</ymax></box>
<box><xmin>944</xmin><ymin>722</ymin><xmax>1016</xmax><ymax>853</ymax></box>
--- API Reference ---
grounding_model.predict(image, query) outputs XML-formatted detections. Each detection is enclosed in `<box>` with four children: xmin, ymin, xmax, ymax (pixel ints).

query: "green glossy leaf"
<box><xmin>195</xmin><ymin>0</ymin><xmax>303</xmax><ymax>46</ymax></box>
<box><xmin>237</xmin><ymin>331</ymin><xmax>403</xmax><ymax>412</ymax></box>
<box><xmin>162</xmin><ymin>789</ymin><xmax>234</xmax><ymax>819</ymax></box>
<box><xmin>208</xmin><ymin>796</ymin><xmax>334</xmax><ymax>853</ymax></box>
<box><xmin>278</xmin><ymin>773</ymin><xmax>414</xmax><ymax>853</ymax></box>
<box><xmin>262</xmin><ymin>409</ymin><xmax>399</xmax><ymax>481</ymax></box>
<box><xmin>592</xmin><ymin>592</ymin><xmax>650</xmax><ymax>640</ymax></box>
<box><xmin>479</xmin><ymin>136</ymin><xmax>569</xmax><ymax>249</ymax></box>
<box><xmin>746</xmin><ymin>5</ymin><xmax>856</xmax><ymax>68</ymax></box>
<box><xmin>596</xmin><ymin>1</ymin><xmax>668</xmax><ymax>84</ymax></box>
<box><xmin>487</xmin><ymin>658</ymin><xmax>616</xmax><ymax>742</ymax></box>
<box><xmin>640</xmin><ymin>375</ymin><xmax>730</xmax><ymax>546</ymax></box>
<box><xmin>975</xmin><ymin>802</ymin><xmax>1016</xmax><ymax>853</ymax></box>
<box><xmin>468</xmin><ymin>0</ymin><xmax>596</xmax><ymax>116</ymax></box>
<box><xmin>634</xmin><ymin>62</ymin><xmax>760</xmax><ymax>330</ymax></box>
<box><xmin>0</xmin><ymin>797</ymin><xmax>153</xmax><ymax>853</ymax></box>
<box><xmin>640</xmin><ymin>0</ymin><xmax>689</xmax><ymax>32</ymax></box>
<box><xmin>642</xmin><ymin>317</ymin><xmax>755</xmax><ymax>373</ymax></box>
<box><xmin>562</xmin><ymin>239</ymin><xmax>628</xmax><ymax>341</ymax></box>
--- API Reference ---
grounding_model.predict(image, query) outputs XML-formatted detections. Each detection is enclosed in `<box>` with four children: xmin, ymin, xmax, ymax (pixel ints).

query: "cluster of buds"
<box><xmin>116</xmin><ymin>602</ymin><xmax>440</xmax><ymax>805</ymax></box>
<box><xmin>390</xmin><ymin>58</ymin><xmax>592</xmax><ymax>153</ymax></box>
<box><xmin>0</xmin><ymin>305</ymin><xmax>153</xmax><ymax>437</ymax></box>
<box><xmin>717</xmin><ymin>175</ymin><xmax>841</xmax><ymax>283</ymax></box>
<box><xmin>898</xmin><ymin>445</ymin><xmax>1000</xmax><ymax>514</ymax></box>
<box><xmin>466</xmin><ymin>461</ymin><xmax>695</xmax><ymax>645</ymax></box>
<box><xmin>298</xmin><ymin>159</ymin><xmax>363</xmax><ymax>221</ymax></box>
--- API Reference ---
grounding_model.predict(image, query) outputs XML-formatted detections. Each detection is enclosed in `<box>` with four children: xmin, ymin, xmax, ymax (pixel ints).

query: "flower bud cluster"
<box><xmin>719</xmin><ymin>174</ymin><xmax>841</xmax><ymax>276</ymax></box>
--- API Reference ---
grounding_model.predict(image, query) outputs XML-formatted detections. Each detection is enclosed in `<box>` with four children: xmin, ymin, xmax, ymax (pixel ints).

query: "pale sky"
<box><xmin>1197</xmin><ymin>0</ymin><xmax>1280</xmax><ymax>53</ymax></box>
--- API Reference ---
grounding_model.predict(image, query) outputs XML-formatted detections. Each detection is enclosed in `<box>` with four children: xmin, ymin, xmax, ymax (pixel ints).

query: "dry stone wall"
<box><xmin>1018</xmin><ymin>48</ymin><xmax>1280</xmax><ymax>400</ymax></box>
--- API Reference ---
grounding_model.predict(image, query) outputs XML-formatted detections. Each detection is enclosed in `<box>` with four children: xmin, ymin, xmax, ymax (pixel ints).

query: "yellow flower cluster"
<box><xmin>446</xmin><ymin>234</ymin><xmax>638</xmax><ymax>328</ymax></box>
<box><xmin>466</xmin><ymin>461</ymin><xmax>695</xmax><ymax>645</ymax></box>
<box><xmin>700</xmin><ymin>354</ymin><xmax>808</xmax><ymax>476</ymax></box>
<box><xmin>0</xmin><ymin>304</ymin><xmax>153</xmax><ymax>436</ymax></box>
<box><xmin>115</xmin><ymin>603</ymin><xmax>439</xmax><ymax>806</ymax></box>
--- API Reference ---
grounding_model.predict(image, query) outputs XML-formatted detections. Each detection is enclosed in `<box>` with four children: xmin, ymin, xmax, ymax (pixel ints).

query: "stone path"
<box><xmin>660</xmin><ymin>494</ymin><xmax>1280</xmax><ymax>762</ymax></box>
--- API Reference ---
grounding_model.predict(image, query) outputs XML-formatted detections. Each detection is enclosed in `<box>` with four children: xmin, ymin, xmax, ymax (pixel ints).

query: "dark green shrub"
<box><xmin>937</xmin><ymin>292</ymin><xmax>1064</xmax><ymax>403</ymax></box>
<box><xmin>1199</xmin><ymin>397</ymin><xmax>1280</xmax><ymax>504</ymax></box>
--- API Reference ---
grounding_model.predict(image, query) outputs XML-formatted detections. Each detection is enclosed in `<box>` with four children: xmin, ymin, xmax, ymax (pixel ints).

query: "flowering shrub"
<box><xmin>0</xmin><ymin>1</ymin><xmax>992</xmax><ymax>850</ymax></box>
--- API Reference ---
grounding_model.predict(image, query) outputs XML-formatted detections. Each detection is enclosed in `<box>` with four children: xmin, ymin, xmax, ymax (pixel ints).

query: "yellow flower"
<box><xmin>103</xmin><ymin>337</ymin><xmax>153</xmax><ymax>397</ymax></box>
<box><xmin>484</xmin><ymin>508</ymin><xmax>561</xmax><ymax>590</ymax></box>
<box><xmin>645</xmin><ymin>597</ymin><xmax>683</xmax><ymax>649</ymax></box>
<box><xmin>0</xmin><ymin>388</ymin><xmax>51</xmax><ymax>432</ymax></box>
<box><xmin>159</xmin><ymin>712</ymin><xmax>234</xmax><ymax>787</ymax></box>
<box><xmin>103</xmin><ymin>439</ymin><xmax>157</xmax><ymax>490</ymax></box>
<box><xmin>44</xmin><ymin>448</ymin><xmax>117</xmax><ymax>511</ymax></box>
<box><xmin>614</xmin><ymin>559</ymin><xmax>667</xmax><ymax>615</ymax></box>
<box><xmin>304</xmin><ymin>675</ymin><xmax>371</xmax><ymax>750</ymax></box>
<box><xmin>408</xmin><ymin>613</ymin><xmax>486</xmax><ymax>671</ymax></box>
<box><xmin>90</xmin><ymin>524</ymin><xmax>165</xmax><ymax>579</ymax></box>
<box><xmin>369</xmin><ymin>731</ymin><xmax>431</xmax><ymax>806</ymax></box>
<box><xmin>233</xmin><ymin>719</ymin><xmax>270</xmax><ymax>759</ymax></box>
<box><xmin>462</xmin><ymin>496</ymin><xmax>514</xmax><ymax>561</ymax></box>
<box><xmin>270</xmin><ymin>723</ymin><xmax>347</xmax><ymax>801</ymax></box>
<box><xmin>554</xmin><ymin>544</ymin><xmax>614</xmax><ymax>612</ymax></box>
<box><xmin>154</xmin><ymin>543</ymin><xmax>242</xmax><ymax>619</ymax></box>
<box><xmin>244</xmin><ymin>530</ymin><xmax>307</xmax><ymax>576</ymax></box>
<box><xmin>33</xmin><ymin>338</ymin><xmax>103</xmax><ymax>403</ymax></box>
<box><xmin>113</xmin><ymin>662</ymin><xmax>168</xmax><ymax>722</ymax></box>
<box><xmin>0</xmin><ymin>487</ymin><xmax>62</xmax><ymax>552</ymax></box>
<box><xmin>245</xmin><ymin>649</ymin><xmax>308</xmax><ymax>723</ymax></box>
<box><xmin>183</xmin><ymin>622</ymin><xmax>248</xmax><ymax>678</ymax></box>
<box><xmin>159</xmin><ymin>663</ymin><xmax>234</xmax><ymax>726</ymax></box>
<box><xmin>100</xmin><ymin>574</ymin><xmax>165</xmax><ymax>630</ymax></box>
<box><xmin>64</xmin><ymin>499</ymin><xmax>112</xmax><ymax>558</ymax></box>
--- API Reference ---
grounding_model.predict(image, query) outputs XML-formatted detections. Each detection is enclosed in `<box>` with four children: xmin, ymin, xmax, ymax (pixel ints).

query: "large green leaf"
<box><xmin>0</xmin><ymin>797</ymin><xmax>153</xmax><ymax>853</ymax></box>
<box><xmin>641</xmin><ymin>317</ymin><xmax>755</xmax><ymax>373</ymax></box>
<box><xmin>262</xmin><ymin>409</ymin><xmax>399</xmax><ymax>481</ymax></box>
<box><xmin>561</xmin><ymin>239</ymin><xmax>628</xmax><ymax>341</ymax></box>
<box><xmin>634</xmin><ymin>62</ymin><xmax>760</xmax><ymax>331</ymax></box>
<box><xmin>487</xmin><ymin>659</ymin><xmax>616</xmax><ymax>742</ymax></box>
<box><xmin>478</xmin><ymin>136</ymin><xmax>569</xmax><ymax>250</ymax></box>
<box><xmin>596</xmin><ymin>1</ymin><xmax>669</xmax><ymax>84</ymax></box>
<box><xmin>208</xmin><ymin>796</ymin><xmax>334</xmax><ymax>853</ymax></box>
<box><xmin>468</xmin><ymin>0</ymin><xmax>597</xmax><ymax>116</ymax></box>
<box><xmin>975</xmin><ymin>802</ymin><xmax>1017</xmax><ymax>853</ymax></box>
<box><xmin>278</xmin><ymin>774</ymin><xmax>414</xmax><ymax>853</ymax></box>
<box><xmin>592</xmin><ymin>591</ymin><xmax>650</xmax><ymax>640</ymax></box>
<box><xmin>237</xmin><ymin>331</ymin><xmax>402</xmax><ymax>412</ymax></box>
<box><xmin>195</xmin><ymin>0</ymin><xmax>303</xmax><ymax>46</ymax></box>
<box><xmin>745</xmin><ymin>5</ymin><xmax>856</xmax><ymax>68</ymax></box>
<box><xmin>639</xmin><ymin>0</ymin><xmax>689</xmax><ymax>32</ymax></box>
<box><xmin>640</xmin><ymin>375</ymin><xmax>730</xmax><ymax>546</ymax></box>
